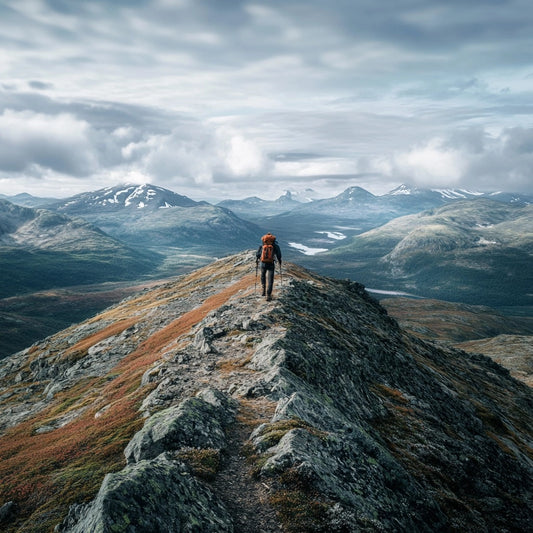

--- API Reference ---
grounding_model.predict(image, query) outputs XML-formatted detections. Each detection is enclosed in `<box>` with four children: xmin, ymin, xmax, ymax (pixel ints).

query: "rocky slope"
<box><xmin>0</xmin><ymin>280</ymin><xmax>167</xmax><ymax>360</ymax></box>
<box><xmin>455</xmin><ymin>335</ymin><xmax>533</xmax><ymax>387</ymax></box>
<box><xmin>381</xmin><ymin>297</ymin><xmax>533</xmax><ymax>386</ymax></box>
<box><xmin>0</xmin><ymin>254</ymin><xmax>531</xmax><ymax>532</ymax></box>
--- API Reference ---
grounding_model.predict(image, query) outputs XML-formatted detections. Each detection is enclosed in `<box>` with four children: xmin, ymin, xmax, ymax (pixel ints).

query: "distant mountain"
<box><xmin>387</xmin><ymin>184</ymin><xmax>485</xmax><ymax>199</ymax></box>
<box><xmin>289</xmin><ymin>183</ymin><xmax>532</xmax><ymax>221</ymax></box>
<box><xmin>0</xmin><ymin>199</ymin><xmax>158</xmax><ymax>298</ymax></box>
<box><xmin>282</xmin><ymin>187</ymin><xmax>321</xmax><ymax>202</ymax></box>
<box><xmin>384</xmin><ymin>184</ymin><xmax>532</xmax><ymax>206</ymax></box>
<box><xmin>217</xmin><ymin>191</ymin><xmax>302</xmax><ymax>219</ymax></box>
<box><xmin>247</xmin><ymin>185</ymin><xmax>532</xmax><ymax>258</ymax></box>
<box><xmin>320</xmin><ymin>198</ymin><xmax>533</xmax><ymax>307</ymax></box>
<box><xmin>0</xmin><ymin>192</ymin><xmax>58</xmax><ymax>208</ymax></box>
<box><xmin>49</xmin><ymin>183</ymin><xmax>202</xmax><ymax>214</ymax></box>
<box><xmin>49</xmin><ymin>183</ymin><xmax>262</xmax><ymax>255</ymax></box>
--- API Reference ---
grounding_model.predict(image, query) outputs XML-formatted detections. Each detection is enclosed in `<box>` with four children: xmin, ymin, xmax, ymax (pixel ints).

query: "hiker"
<box><xmin>256</xmin><ymin>233</ymin><xmax>282</xmax><ymax>301</ymax></box>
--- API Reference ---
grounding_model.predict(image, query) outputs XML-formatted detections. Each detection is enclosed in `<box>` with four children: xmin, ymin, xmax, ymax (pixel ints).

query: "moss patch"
<box><xmin>175</xmin><ymin>448</ymin><xmax>221</xmax><ymax>481</ymax></box>
<box><xmin>254</xmin><ymin>417</ymin><xmax>328</xmax><ymax>449</ymax></box>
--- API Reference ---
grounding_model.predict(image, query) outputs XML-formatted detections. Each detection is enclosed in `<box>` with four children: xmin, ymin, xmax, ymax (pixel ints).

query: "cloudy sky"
<box><xmin>1</xmin><ymin>0</ymin><xmax>532</xmax><ymax>201</ymax></box>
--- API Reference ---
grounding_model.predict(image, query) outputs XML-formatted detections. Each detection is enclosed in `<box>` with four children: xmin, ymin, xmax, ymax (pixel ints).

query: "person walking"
<box><xmin>256</xmin><ymin>233</ymin><xmax>282</xmax><ymax>301</ymax></box>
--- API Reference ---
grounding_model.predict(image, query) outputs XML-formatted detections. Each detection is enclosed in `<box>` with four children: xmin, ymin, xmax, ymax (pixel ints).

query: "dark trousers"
<box><xmin>260</xmin><ymin>262</ymin><xmax>275</xmax><ymax>295</ymax></box>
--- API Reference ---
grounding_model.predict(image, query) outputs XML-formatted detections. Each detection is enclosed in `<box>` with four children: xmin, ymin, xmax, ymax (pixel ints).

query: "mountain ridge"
<box><xmin>322</xmin><ymin>198</ymin><xmax>533</xmax><ymax>307</ymax></box>
<box><xmin>46</xmin><ymin>183</ymin><xmax>261</xmax><ymax>257</ymax></box>
<box><xmin>0</xmin><ymin>254</ymin><xmax>531</xmax><ymax>532</ymax></box>
<box><xmin>0</xmin><ymin>199</ymin><xmax>157</xmax><ymax>299</ymax></box>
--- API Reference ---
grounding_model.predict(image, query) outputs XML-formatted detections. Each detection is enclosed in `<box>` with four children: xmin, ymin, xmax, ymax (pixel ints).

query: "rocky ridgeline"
<box><xmin>0</xmin><ymin>252</ymin><xmax>532</xmax><ymax>532</ymax></box>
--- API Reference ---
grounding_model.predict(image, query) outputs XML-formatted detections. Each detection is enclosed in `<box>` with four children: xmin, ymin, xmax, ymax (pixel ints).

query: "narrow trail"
<box><xmin>210</xmin><ymin>400</ymin><xmax>283</xmax><ymax>533</ymax></box>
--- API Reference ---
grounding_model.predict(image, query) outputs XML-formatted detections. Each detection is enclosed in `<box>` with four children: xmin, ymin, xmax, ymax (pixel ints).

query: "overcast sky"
<box><xmin>1</xmin><ymin>0</ymin><xmax>532</xmax><ymax>201</ymax></box>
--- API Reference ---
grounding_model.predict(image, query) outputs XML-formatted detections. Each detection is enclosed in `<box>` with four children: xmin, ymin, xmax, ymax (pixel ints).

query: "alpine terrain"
<box><xmin>0</xmin><ymin>254</ymin><xmax>531</xmax><ymax>532</ymax></box>
<box><xmin>0</xmin><ymin>199</ymin><xmax>157</xmax><ymax>299</ymax></box>
<box><xmin>242</xmin><ymin>185</ymin><xmax>532</xmax><ymax>259</ymax></box>
<box><xmin>48</xmin><ymin>183</ymin><xmax>261</xmax><ymax>258</ymax></box>
<box><xmin>318</xmin><ymin>199</ymin><xmax>533</xmax><ymax>307</ymax></box>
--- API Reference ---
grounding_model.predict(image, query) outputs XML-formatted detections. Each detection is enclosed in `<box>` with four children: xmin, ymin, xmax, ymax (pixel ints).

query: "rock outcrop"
<box><xmin>56</xmin><ymin>453</ymin><xmax>233</xmax><ymax>533</ymax></box>
<box><xmin>0</xmin><ymin>252</ymin><xmax>531</xmax><ymax>533</ymax></box>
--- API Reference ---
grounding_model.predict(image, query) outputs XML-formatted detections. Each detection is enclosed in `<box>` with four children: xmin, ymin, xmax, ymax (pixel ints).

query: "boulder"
<box><xmin>56</xmin><ymin>453</ymin><xmax>233</xmax><ymax>533</ymax></box>
<box><xmin>125</xmin><ymin>388</ymin><xmax>236</xmax><ymax>464</ymax></box>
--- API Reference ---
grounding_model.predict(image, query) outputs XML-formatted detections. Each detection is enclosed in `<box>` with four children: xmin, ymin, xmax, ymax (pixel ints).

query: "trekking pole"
<box><xmin>255</xmin><ymin>260</ymin><xmax>258</xmax><ymax>294</ymax></box>
<box><xmin>279</xmin><ymin>262</ymin><xmax>283</xmax><ymax>292</ymax></box>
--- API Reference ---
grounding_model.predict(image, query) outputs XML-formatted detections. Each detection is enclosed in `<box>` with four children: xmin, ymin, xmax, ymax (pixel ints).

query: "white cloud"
<box><xmin>218</xmin><ymin>129</ymin><xmax>268</xmax><ymax>177</ymax></box>
<box><xmin>273</xmin><ymin>157</ymin><xmax>358</xmax><ymax>177</ymax></box>
<box><xmin>0</xmin><ymin>110</ymin><xmax>99</xmax><ymax>176</ymax></box>
<box><xmin>366</xmin><ymin>128</ymin><xmax>533</xmax><ymax>192</ymax></box>
<box><xmin>1</xmin><ymin>0</ymin><xmax>533</xmax><ymax>199</ymax></box>
<box><xmin>393</xmin><ymin>138</ymin><xmax>466</xmax><ymax>186</ymax></box>
<box><xmin>117</xmin><ymin>122</ymin><xmax>270</xmax><ymax>187</ymax></box>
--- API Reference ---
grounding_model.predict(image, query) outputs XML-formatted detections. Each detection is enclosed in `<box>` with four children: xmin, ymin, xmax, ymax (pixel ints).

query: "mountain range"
<box><xmin>221</xmin><ymin>185</ymin><xmax>532</xmax><ymax>257</ymax></box>
<box><xmin>0</xmin><ymin>199</ymin><xmax>157</xmax><ymax>299</ymax></box>
<box><xmin>319</xmin><ymin>199</ymin><xmax>533</xmax><ymax>307</ymax></box>
<box><xmin>218</xmin><ymin>191</ymin><xmax>304</xmax><ymax>218</ymax></box>
<box><xmin>0</xmin><ymin>192</ymin><xmax>58</xmax><ymax>208</ymax></box>
<box><xmin>0</xmin><ymin>255</ymin><xmax>531</xmax><ymax>532</ymax></box>
<box><xmin>47</xmin><ymin>183</ymin><xmax>261</xmax><ymax>257</ymax></box>
<box><xmin>1</xmin><ymin>181</ymin><xmax>531</xmax><ymax>361</ymax></box>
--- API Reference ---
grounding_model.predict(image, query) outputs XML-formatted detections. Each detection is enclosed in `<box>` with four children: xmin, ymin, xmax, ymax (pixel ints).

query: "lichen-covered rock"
<box><xmin>125</xmin><ymin>388</ymin><xmax>236</xmax><ymax>464</ymax></box>
<box><xmin>245</xmin><ymin>277</ymin><xmax>533</xmax><ymax>532</ymax></box>
<box><xmin>56</xmin><ymin>453</ymin><xmax>233</xmax><ymax>533</ymax></box>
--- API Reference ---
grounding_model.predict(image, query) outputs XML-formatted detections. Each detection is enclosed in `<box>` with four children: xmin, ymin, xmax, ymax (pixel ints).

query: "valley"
<box><xmin>1</xmin><ymin>182</ymin><xmax>531</xmax><ymax>364</ymax></box>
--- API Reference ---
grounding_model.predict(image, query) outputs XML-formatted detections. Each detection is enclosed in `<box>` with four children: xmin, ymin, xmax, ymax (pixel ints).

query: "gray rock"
<box><xmin>56</xmin><ymin>454</ymin><xmax>233</xmax><ymax>533</ymax></box>
<box><xmin>125</xmin><ymin>388</ymin><xmax>235</xmax><ymax>464</ymax></box>
<box><xmin>0</xmin><ymin>501</ymin><xmax>17</xmax><ymax>525</ymax></box>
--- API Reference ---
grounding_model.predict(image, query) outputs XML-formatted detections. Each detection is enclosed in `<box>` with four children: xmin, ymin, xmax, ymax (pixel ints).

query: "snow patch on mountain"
<box><xmin>388</xmin><ymin>184</ymin><xmax>485</xmax><ymax>199</ymax></box>
<box><xmin>388</xmin><ymin>184</ymin><xmax>416</xmax><ymax>195</ymax></box>
<box><xmin>477</xmin><ymin>237</ymin><xmax>499</xmax><ymax>246</ymax></box>
<box><xmin>433</xmin><ymin>188</ymin><xmax>484</xmax><ymax>199</ymax></box>
<box><xmin>288</xmin><ymin>242</ymin><xmax>328</xmax><ymax>255</ymax></box>
<box><xmin>316</xmin><ymin>231</ymin><xmax>346</xmax><ymax>240</ymax></box>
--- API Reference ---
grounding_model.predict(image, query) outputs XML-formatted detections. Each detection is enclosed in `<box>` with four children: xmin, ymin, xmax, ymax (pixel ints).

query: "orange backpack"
<box><xmin>260</xmin><ymin>233</ymin><xmax>276</xmax><ymax>262</ymax></box>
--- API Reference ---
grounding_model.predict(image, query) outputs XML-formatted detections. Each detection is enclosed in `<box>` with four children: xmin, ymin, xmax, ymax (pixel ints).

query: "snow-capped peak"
<box><xmin>52</xmin><ymin>183</ymin><xmax>199</xmax><ymax>214</ymax></box>
<box><xmin>389</xmin><ymin>184</ymin><xmax>418</xmax><ymax>195</ymax></box>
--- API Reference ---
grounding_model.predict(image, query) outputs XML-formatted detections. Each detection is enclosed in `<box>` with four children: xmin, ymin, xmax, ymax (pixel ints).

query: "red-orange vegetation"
<box><xmin>373</xmin><ymin>383</ymin><xmax>409</xmax><ymax>404</ymax></box>
<box><xmin>59</xmin><ymin>318</ymin><xmax>138</xmax><ymax>362</ymax></box>
<box><xmin>0</xmin><ymin>274</ymin><xmax>255</xmax><ymax>532</ymax></box>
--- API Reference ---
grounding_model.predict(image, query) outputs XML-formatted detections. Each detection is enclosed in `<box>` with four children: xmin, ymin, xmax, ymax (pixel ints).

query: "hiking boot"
<box><xmin>266</xmin><ymin>295</ymin><xmax>272</xmax><ymax>301</ymax></box>
<box><xmin>261</xmin><ymin>289</ymin><xmax>266</xmax><ymax>296</ymax></box>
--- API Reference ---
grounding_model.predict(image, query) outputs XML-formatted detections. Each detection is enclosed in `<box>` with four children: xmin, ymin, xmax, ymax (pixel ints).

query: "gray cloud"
<box><xmin>28</xmin><ymin>80</ymin><xmax>54</xmax><ymax>90</ymax></box>
<box><xmin>0</xmin><ymin>0</ymin><xmax>532</xmax><ymax>198</ymax></box>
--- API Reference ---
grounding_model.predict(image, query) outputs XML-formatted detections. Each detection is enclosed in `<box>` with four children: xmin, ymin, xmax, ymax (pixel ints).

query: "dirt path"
<box><xmin>211</xmin><ymin>399</ymin><xmax>283</xmax><ymax>533</ymax></box>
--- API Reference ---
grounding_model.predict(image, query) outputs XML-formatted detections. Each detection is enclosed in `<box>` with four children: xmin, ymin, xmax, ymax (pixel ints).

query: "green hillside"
<box><xmin>0</xmin><ymin>200</ymin><xmax>159</xmax><ymax>298</ymax></box>
<box><xmin>318</xmin><ymin>199</ymin><xmax>532</xmax><ymax>307</ymax></box>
